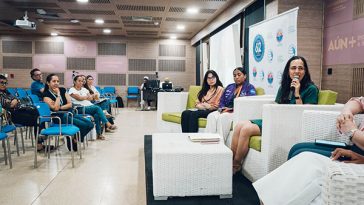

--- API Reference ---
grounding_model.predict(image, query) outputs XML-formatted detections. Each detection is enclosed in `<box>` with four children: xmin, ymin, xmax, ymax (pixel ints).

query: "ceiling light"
<box><xmin>70</xmin><ymin>19</ymin><xmax>79</xmax><ymax>23</ymax></box>
<box><xmin>154</xmin><ymin>22</ymin><xmax>159</xmax><ymax>26</ymax></box>
<box><xmin>177</xmin><ymin>25</ymin><xmax>185</xmax><ymax>30</ymax></box>
<box><xmin>51</xmin><ymin>32</ymin><xmax>58</xmax><ymax>36</ymax></box>
<box><xmin>170</xmin><ymin>35</ymin><xmax>177</xmax><ymax>39</ymax></box>
<box><xmin>77</xmin><ymin>0</ymin><xmax>89</xmax><ymax>3</ymax></box>
<box><xmin>95</xmin><ymin>19</ymin><xmax>104</xmax><ymax>24</ymax></box>
<box><xmin>186</xmin><ymin>7</ymin><xmax>199</xmax><ymax>14</ymax></box>
<box><xmin>103</xmin><ymin>29</ymin><xmax>111</xmax><ymax>34</ymax></box>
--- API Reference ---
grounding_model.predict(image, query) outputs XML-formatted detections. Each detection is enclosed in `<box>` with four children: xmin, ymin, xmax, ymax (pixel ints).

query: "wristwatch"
<box><xmin>348</xmin><ymin>128</ymin><xmax>359</xmax><ymax>141</ymax></box>
<box><xmin>295</xmin><ymin>95</ymin><xmax>301</xmax><ymax>100</ymax></box>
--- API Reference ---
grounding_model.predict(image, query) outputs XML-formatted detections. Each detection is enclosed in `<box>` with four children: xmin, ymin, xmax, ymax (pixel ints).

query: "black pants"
<box><xmin>10</xmin><ymin>108</ymin><xmax>42</xmax><ymax>142</ymax></box>
<box><xmin>181</xmin><ymin>109</ymin><xmax>213</xmax><ymax>133</ymax></box>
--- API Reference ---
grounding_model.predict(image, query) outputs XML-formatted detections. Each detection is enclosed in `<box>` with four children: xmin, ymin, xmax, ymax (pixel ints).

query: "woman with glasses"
<box><xmin>181</xmin><ymin>70</ymin><xmax>223</xmax><ymax>133</ymax></box>
<box><xmin>43</xmin><ymin>74</ymin><xmax>94</xmax><ymax>151</ymax></box>
<box><xmin>30</xmin><ymin>68</ymin><xmax>44</xmax><ymax>100</ymax></box>
<box><xmin>230</xmin><ymin>56</ymin><xmax>319</xmax><ymax>174</ymax></box>
<box><xmin>0</xmin><ymin>75</ymin><xmax>43</xmax><ymax>150</ymax></box>
<box><xmin>69</xmin><ymin>75</ymin><xmax>117</xmax><ymax>140</ymax></box>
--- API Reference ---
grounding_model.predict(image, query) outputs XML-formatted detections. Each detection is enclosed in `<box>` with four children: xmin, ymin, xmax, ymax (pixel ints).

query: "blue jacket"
<box><xmin>219</xmin><ymin>82</ymin><xmax>256</xmax><ymax>108</ymax></box>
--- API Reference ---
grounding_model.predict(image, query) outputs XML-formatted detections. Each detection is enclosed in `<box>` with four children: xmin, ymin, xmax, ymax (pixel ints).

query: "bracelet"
<box><xmin>295</xmin><ymin>95</ymin><xmax>301</xmax><ymax>100</ymax></box>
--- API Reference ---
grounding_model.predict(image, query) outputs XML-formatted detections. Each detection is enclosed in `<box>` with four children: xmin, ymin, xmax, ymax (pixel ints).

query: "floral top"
<box><xmin>0</xmin><ymin>90</ymin><xmax>19</xmax><ymax>110</ymax></box>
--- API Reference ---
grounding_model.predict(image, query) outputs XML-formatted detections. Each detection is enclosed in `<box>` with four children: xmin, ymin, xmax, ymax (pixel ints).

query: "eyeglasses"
<box><xmin>34</xmin><ymin>73</ymin><xmax>42</xmax><ymax>76</ymax></box>
<box><xmin>0</xmin><ymin>81</ymin><xmax>8</xmax><ymax>85</ymax></box>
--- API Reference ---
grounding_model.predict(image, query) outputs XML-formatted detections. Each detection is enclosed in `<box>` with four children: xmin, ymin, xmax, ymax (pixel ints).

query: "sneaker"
<box><xmin>97</xmin><ymin>134</ymin><xmax>106</xmax><ymax>140</ymax></box>
<box><xmin>105</xmin><ymin>127</ymin><xmax>116</xmax><ymax>133</ymax></box>
<box><xmin>147</xmin><ymin>106</ymin><xmax>151</xmax><ymax>110</ymax></box>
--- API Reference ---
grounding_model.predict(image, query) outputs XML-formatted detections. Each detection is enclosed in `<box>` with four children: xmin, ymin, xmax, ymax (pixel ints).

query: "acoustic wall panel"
<box><xmin>67</xmin><ymin>58</ymin><xmax>96</xmax><ymax>70</ymax></box>
<box><xmin>98</xmin><ymin>43</ymin><xmax>126</xmax><ymax>55</ymax></box>
<box><xmin>2</xmin><ymin>41</ymin><xmax>32</xmax><ymax>54</ymax></box>
<box><xmin>3</xmin><ymin>56</ymin><xmax>32</xmax><ymax>69</ymax></box>
<box><xmin>98</xmin><ymin>73</ymin><xmax>126</xmax><ymax>85</ymax></box>
<box><xmin>158</xmin><ymin>59</ymin><xmax>185</xmax><ymax>72</ymax></box>
<box><xmin>128</xmin><ymin>59</ymin><xmax>156</xmax><ymax>71</ymax></box>
<box><xmin>159</xmin><ymin>44</ymin><xmax>186</xmax><ymax>57</ymax></box>
<box><xmin>35</xmin><ymin>41</ymin><xmax>64</xmax><ymax>54</ymax></box>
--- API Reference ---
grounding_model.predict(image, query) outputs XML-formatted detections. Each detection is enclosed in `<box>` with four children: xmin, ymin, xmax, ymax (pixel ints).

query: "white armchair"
<box><xmin>157</xmin><ymin>92</ymin><xmax>188</xmax><ymax>132</ymax></box>
<box><xmin>301</xmin><ymin>110</ymin><xmax>364</xmax><ymax>204</ymax></box>
<box><xmin>238</xmin><ymin>103</ymin><xmax>344</xmax><ymax>182</ymax></box>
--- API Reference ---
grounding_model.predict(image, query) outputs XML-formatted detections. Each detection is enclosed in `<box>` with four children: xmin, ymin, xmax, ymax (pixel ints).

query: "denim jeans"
<box><xmin>84</xmin><ymin>105</ymin><xmax>108</xmax><ymax>135</ymax></box>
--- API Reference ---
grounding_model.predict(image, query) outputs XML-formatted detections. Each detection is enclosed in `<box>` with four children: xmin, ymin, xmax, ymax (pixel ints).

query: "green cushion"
<box><xmin>186</xmin><ymin>86</ymin><xmax>202</xmax><ymax>109</ymax></box>
<box><xmin>318</xmin><ymin>90</ymin><xmax>337</xmax><ymax>105</ymax></box>
<box><xmin>249</xmin><ymin>135</ymin><xmax>261</xmax><ymax>151</ymax></box>
<box><xmin>256</xmin><ymin>87</ymin><xmax>265</xmax><ymax>95</ymax></box>
<box><xmin>162</xmin><ymin>112</ymin><xmax>207</xmax><ymax>128</ymax></box>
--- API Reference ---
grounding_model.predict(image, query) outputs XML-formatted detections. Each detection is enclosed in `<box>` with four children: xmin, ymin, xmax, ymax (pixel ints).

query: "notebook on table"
<box><xmin>188</xmin><ymin>133</ymin><xmax>221</xmax><ymax>143</ymax></box>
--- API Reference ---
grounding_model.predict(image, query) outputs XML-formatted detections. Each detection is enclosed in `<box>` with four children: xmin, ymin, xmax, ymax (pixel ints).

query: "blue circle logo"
<box><xmin>267</xmin><ymin>49</ymin><xmax>273</xmax><ymax>63</ymax></box>
<box><xmin>253</xmin><ymin>34</ymin><xmax>265</xmax><ymax>62</ymax></box>
<box><xmin>267</xmin><ymin>72</ymin><xmax>274</xmax><ymax>84</ymax></box>
<box><xmin>276</xmin><ymin>30</ymin><xmax>283</xmax><ymax>42</ymax></box>
<box><xmin>288</xmin><ymin>44</ymin><xmax>296</xmax><ymax>57</ymax></box>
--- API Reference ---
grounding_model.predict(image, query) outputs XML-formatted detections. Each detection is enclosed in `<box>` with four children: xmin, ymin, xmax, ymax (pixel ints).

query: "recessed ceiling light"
<box><xmin>95</xmin><ymin>19</ymin><xmax>104</xmax><ymax>24</ymax></box>
<box><xmin>103</xmin><ymin>29</ymin><xmax>111</xmax><ymax>34</ymax></box>
<box><xmin>177</xmin><ymin>25</ymin><xmax>185</xmax><ymax>30</ymax></box>
<box><xmin>51</xmin><ymin>32</ymin><xmax>58</xmax><ymax>36</ymax></box>
<box><xmin>186</xmin><ymin>7</ymin><xmax>199</xmax><ymax>14</ymax></box>
<box><xmin>70</xmin><ymin>19</ymin><xmax>79</xmax><ymax>23</ymax></box>
<box><xmin>154</xmin><ymin>22</ymin><xmax>159</xmax><ymax>26</ymax></box>
<box><xmin>77</xmin><ymin>0</ymin><xmax>89</xmax><ymax>3</ymax></box>
<box><xmin>170</xmin><ymin>35</ymin><xmax>177</xmax><ymax>39</ymax></box>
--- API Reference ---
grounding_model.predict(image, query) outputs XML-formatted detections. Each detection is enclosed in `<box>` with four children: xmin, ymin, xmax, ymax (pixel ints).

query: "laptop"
<box><xmin>162</xmin><ymin>82</ymin><xmax>172</xmax><ymax>90</ymax></box>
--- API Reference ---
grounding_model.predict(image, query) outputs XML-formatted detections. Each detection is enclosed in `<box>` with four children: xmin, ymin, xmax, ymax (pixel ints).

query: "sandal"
<box><xmin>108</xmin><ymin>125</ymin><xmax>118</xmax><ymax>130</ymax></box>
<box><xmin>97</xmin><ymin>134</ymin><xmax>106</xmax><ymax>140</ymax></box>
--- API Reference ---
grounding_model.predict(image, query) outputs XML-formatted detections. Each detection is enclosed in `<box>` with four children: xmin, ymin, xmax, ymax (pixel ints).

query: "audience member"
<box><xmin>231</xmin><ymin>56</ymin><xmax>319</xmax><ymax>174</ymax></box>
<box><xmin>181</xmin><ymin>70</ymin><xmax>224</xmax><ymax>133</ymax></box>
<box><xmin>140</xmin><ymin>76</ymin><xmax>153</xmax><ymax>110</ymax></box>
<box><xmin>253</xmin><ymin>97</ymin><xmax>364</xmax><ymax>205</ymax></box>
<box><xmin>205</xmin><ymin>67</ymin><xmax>256</xmax><ymax>140</ymax></box>
<box><xmin>30</xmin><ymin>68</ymin><xmax>44</xmax><ymax>100</ymax></box>
<box><xmin>84</xmin><ymin>75</ymin><xmax>112</xmax><ymax>117</ymax></box>
<box><xmin>43</xmin><ymin>74</ymin><xmax>94</xmax><ymax>150</ymax></box>
<box><xmin>69</xmin><ymin>75</ymin><xmax>117</xmax><ymax>140</ymax></box>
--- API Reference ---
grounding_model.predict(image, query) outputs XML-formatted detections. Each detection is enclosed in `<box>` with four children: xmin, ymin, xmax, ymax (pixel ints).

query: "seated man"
<box><xmin>30</xmin><ymin>68</ymin><xmax>44</xmax><ymax>100</ymax></box>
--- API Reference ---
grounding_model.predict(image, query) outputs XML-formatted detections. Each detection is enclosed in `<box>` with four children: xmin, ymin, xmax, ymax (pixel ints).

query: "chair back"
<box><xmin>17</xmin><ymin>88</ymin><xmax>28</xmax><ymax>98</ymax></box>
<box><xmin>95</xmin><ymin>86</ymin><xmax>102</xmax><ymax>93</ymax></box>
<box><xmin>103</xmin><ymin>86</ymin><xmax>116</xmax><ymax>94</ymax></box>
<box><xmin>318</xmin><ymin>90</ymin><xmax>338</xmax><ymax>105</ymax></box>
<box><xmin>256</xmin><ymin>87</ymin><xmax>265</xmax><ymax>95</ymax></box>
<box><xmin>7</xmin><ymin>88</ymin><xmax>17</xmax><ymax>96</ymax></box>
<box><xmin>186</xmin><ymin>86</ymin><xmax>202</xmax><ymax>109</ymax></box>
<box><xmin>127</xmin><ymin>86</ymin><xmax>139</xmax><ymax>95</ymax></box>
<box><xmin>34</xmin><ymin>102</ymin><xmax>51</xmax><ymax>123</ymax></box>
<box><xmin>29</xmin><ymin>94</ymin><xmax>40</xmax><ymax>104</ymax></box>
<box><xmin>26</xmin><ymin>89</ymin><xmax>32</xmax><ymax>96</ymax></box>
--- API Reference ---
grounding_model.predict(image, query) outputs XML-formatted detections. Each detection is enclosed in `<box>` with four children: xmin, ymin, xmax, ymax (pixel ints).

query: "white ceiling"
<box><xmin>0</xmin><ymin>0</ymin><xmax>236</xmax><ymax>39</ymax></box>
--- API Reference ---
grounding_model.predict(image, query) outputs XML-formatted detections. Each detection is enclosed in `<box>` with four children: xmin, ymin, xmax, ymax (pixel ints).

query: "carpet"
<box><xmin>144</xmin><ymin>135</ymin><xmax>260</xmax><ymax>205</ymax></box>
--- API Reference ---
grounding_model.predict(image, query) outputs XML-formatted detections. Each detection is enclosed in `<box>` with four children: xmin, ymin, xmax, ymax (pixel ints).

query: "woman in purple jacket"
<box><xmin>205</xmin><ymin>67</ymin><xmax>256</xmax><ymax>140</ymax></box>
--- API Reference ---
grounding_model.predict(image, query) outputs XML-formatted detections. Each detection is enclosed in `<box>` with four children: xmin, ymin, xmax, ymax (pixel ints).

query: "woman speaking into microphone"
<box><xmin>230</xmin><ymin>55</ymin><xmax>319</xmax><ymax>174</ymax></box>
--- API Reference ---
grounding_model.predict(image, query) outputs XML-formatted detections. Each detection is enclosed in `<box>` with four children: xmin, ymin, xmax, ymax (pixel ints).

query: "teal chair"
<box><xmin>126</xmin><ymin>86</ymin><xmax>139</xmax><ymax>107</ymax></box>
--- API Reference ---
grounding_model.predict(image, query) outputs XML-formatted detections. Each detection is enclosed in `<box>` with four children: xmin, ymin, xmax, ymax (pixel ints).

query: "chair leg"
<box><xmin>34</xmin><ymin>133</ymin><xmax>38</xmax><ymax>168</ymax></box>
<box><xmin>78</xmin><ymin>133</ymin><xmax>82</xmax><ymax>159</ymax></box>
<box><xmin>3</xmin><ymin>140</ymin><xmax>8</xmax><ymax>165</ymax></box>
<box><xmin>47</xmin><ymin>137</ymin><xmax>51</xmax><ymax>159</ymax></box>
<box><xmin>14</xmin><ymin>130</ymin><xmax>20</xmax><ymax>156</ymax></box>
<box><xmin>69</xmin><ymin>136</ymin><xmax>75</xmax><ymax>168</ymax></box>
<box><xmin>30</xmin><ymin>127</ymin><xmax>34</xmax><ymax>148</ymax></box>
<box><xmin>20</xmin><ymin>127</ymin><xmax>25</xmax><ymax>154</ymax></box>
<box><xmin>6</xmin><ymin>137</ymin><xmax>12</xmax><ymax>169</ymax></box>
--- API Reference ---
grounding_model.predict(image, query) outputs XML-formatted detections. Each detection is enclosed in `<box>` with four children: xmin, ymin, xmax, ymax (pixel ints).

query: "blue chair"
<box><xmin>103</xmin><ymin>86</ymin><xmax>118</xmax><ymax>115</ymax></box>
<box><xmin>7</xmin><ymin>88</ymin><xmax>17</xmax><ymax>96</ymax></box>
<box><xmin>17</xmin><ymin>88</ymin><xmax>28</xmax><ymax>98</ymax></box>
<box><xmin>26</xmin><ymin>89</ymin><xmax>32</xmax><ymax>96</ymax></box>
<box><xmin>33</xmin><ymin>102</ymin><xmax>81</xmax><ymax>168</ymax></box>
<box><xmin>28</xmin><ymin>94</ymin><xmax>40</xmax><ymax>104</ymax></box>
<box><xmin>126</xmin><ymin>86</ymin><xmax>139</xmax><ymax>107</ymax></box>
<box><xmin>0</xmin><ymin>132</ymin><xmax>12</xmax><ymax>168</ymax></box>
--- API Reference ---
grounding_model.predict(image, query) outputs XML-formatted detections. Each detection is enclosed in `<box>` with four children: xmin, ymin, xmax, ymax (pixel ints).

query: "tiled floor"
<box><xmin>0</xmin><ymin>108</ymin><xmax>156</xmax><ymax>205</ymax></box>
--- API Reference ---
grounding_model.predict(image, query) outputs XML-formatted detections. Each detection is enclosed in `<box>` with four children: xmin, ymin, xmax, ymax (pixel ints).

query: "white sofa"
<box><xmin>225</xmin><ymin>98</ymin><xmax>344</xmax><ymax>182</ymax></box>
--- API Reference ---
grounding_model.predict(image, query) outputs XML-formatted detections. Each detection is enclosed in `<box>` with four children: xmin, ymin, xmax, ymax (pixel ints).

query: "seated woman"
<box><xmin>231</xmin><ymin>56</ymin><xmax>319</xmax><ymax>174</ymax></box>
<box><xmin>68</xmin><ymin>75</ymin><xmax>117</xmax><ymax>140</ymax></box>
<box><xmin>43</xmin><ymin>74</ymin><xmax>94</xmax><ymax>151</ymax></box>
<box><xmin>205</xmin><ymin>67</ymin><xmax>256</xmax><ymax>140</ymax></box>
<box><xmin>0</xmin><ymin>75</ymin><xmax>42</xmax><ymax>150</ymax></box>
<box><xmin>181</xmin><ymin>70</ymin><xmax>223</xmax><ymax>133</ymax></box>
<box><xmin>253</xmin><ymin>97</ymin><xmax>364</xmax><ymax>205</ymax></box>
<box><xmin>84</xmin><ymin>75</ymin><xmax>112</xmax><ymax>117</ymax></box>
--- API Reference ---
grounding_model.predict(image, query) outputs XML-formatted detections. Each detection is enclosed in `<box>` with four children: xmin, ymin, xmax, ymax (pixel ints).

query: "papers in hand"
<box><xmin>188</xmin><ymin>134</ymin><xmax>220</xmax><ymax>143</ymax></box>
<box><xmin>94</xmin><ymin>98</ymin><xmax>107</xmax><ymax>104</ymax></box>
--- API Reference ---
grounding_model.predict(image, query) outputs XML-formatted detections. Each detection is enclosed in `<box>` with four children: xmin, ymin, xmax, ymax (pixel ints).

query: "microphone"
<box><xmin>288</xmin><ymin>75</ymin><xmax>299</xmax><ymax>100</ymax></box>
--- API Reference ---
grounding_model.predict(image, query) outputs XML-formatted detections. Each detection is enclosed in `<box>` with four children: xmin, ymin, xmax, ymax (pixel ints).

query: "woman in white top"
<box><xmin>69</xmin><ymin>75</ymin><xmax>117</xmax><ymax>140</ymax></box>
<box><xmin>84</xmin><ymin>75</ymin><xmax>111</xmax><ymax>116</ymax></box>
